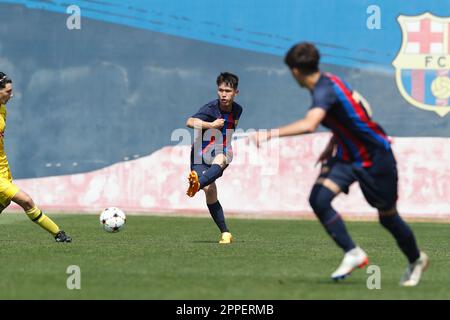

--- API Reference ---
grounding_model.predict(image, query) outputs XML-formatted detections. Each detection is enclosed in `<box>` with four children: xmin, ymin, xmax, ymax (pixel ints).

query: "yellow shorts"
<box><xmin>0</xmin><ymin>175</ymin><xmax>19</xmax><ymax>209</ymax></box>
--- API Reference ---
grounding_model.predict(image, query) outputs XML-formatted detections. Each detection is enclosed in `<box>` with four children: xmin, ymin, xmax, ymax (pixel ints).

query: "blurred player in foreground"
<box><xmin>186</xmin><ymin>72</ymin><xmax>243</xmax><ymax>244</ymax></box>
<box><xmin>0</xmin><ymin>72</ymin><xmax>71</xmax><ymax>242</ymax></box>
<box><xmin>254</xmin><ymin>43</ymin><xmax>428</xmax><ymax>286</ymax></box>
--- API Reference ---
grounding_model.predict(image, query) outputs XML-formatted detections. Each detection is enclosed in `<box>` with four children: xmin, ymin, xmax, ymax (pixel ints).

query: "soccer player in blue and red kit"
<box><xmin>186</xmin><ymin>72</ymin><xmax>243</xmax><ymax>244</ymax></box>
<box><xmin>254</xmin><ymin>43</ymin><xmax>428</xmax><ymax>286</ymax></box>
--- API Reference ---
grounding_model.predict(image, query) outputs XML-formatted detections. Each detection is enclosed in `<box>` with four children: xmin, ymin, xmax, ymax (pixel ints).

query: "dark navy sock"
<box><xmin>199</xmin><ymin>164</ymin><xmax>223</xmax><ymax>189</ymax></box>
<box><xmin>309</xmin><ymin>185</ymin><xmax>356</xmax><ymax>252</ymax></box>
<box><xmin>379</xmin><ymin>214</ymin><xmax>420</xmax><ymax>263</ymax></box>
<box><xmin>207</xmin><ymin>201</ymin><xmax>228</xmax><ymax>233</ymax></box>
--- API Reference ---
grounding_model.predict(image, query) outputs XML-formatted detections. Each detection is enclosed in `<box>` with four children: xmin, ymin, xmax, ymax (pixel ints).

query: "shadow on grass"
<box><xmin>283</xmin><ymin>275</ymin><xmax>363</xmax><ymax>287</ymax></box>
<box><xmin>190</xmin><ymin>240</ymin><xmax>247</xmax><ymax>244</ymax></box>
<box><xmin>190</xmin><ymin>240</ymin><xmax>222</xmax><ymax>244</ymax></box>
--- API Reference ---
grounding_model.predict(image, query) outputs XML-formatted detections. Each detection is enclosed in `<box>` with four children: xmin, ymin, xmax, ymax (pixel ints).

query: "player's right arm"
<box><xmin>186</xmin><ymin>117</ymin><xmax>225</xmax><ymax>129</ymax></box>
<box><xmin>253</xmin><ymin>107</ymin><xmax>326</xmax><ymax>148</ymax></box>
<box><xmin>253</xmin><ymin>81</ymin><xmax>335</xmax><ymax>148</ymax></box>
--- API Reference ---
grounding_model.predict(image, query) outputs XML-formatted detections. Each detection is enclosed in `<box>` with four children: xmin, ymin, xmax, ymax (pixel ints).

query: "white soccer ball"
<box><xmin>100</xmin><ymin>207</ymin><xmax>126</xmax><ymax>233</ymax></box>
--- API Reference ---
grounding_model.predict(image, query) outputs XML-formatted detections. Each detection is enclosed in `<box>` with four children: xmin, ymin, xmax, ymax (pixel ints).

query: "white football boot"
<box><xmin>399</xmin><ymin>251</ymin><xmax>429</xmax><ymax>287</ymax></box>
<box><xmin>331</xmin><ymin>247</ymin><xmax>369</xmax><ymax>281</ymax></box>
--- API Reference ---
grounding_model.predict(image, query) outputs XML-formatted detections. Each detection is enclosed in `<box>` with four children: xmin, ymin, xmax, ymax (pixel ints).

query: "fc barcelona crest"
<box><xmin>393</xmin><ymin>13</ymin><xmax>450</xmax><ymax>117</ymax></box>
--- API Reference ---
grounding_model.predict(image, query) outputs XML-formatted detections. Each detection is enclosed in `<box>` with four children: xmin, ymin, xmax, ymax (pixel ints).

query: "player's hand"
<box><xmin>316</xmin><ymin>149</ymin><xmax>332</xmax><ymax>166</ymax></box>
<box><xmin>252</xmin><ymin>131</ymin><xmax>272</xmax><ymax>148</ymax></box>
<box><xmin>315</xmin><ymin>138</ymin><xmax>336</xmax><ymax>166</ymax></box>
<box><xmin>211</xmin><ymin>119</ymin><xmax>225</xmax><ymax>129</ymax></box>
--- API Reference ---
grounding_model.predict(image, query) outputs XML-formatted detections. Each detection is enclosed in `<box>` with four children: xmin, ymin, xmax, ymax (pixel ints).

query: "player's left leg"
<box><xmin>11</xmin><ymin>190</ymin><xmax>72</xmax><ymax>242</ymax></box>
<box><xmin>355</xmin><ymin>149</ymin><xmax>427</xmax><ymax>286</ymax></box>
<box><xmin>378</xmin><ymin>208</ymin><xmax>428</xmax><ymax>286</ymax></box>
<box><xmin>203</xmin><ymin>182</ymin><xmax>232</xmax><ymax>244</ymax></box>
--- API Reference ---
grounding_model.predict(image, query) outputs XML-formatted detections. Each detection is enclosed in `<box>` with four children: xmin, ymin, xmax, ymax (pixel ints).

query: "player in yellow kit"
<box><xmin>0</xmin><ymin>72</ymin><xmax>71</xmax><ymax>242</ymax></box>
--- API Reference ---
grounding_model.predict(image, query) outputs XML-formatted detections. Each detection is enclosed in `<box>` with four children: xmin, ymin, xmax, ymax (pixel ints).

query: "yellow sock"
<box><xmin>26</xmin><ymin>207</ymin><xmax>60</xmax><ymax>236</ymax></box>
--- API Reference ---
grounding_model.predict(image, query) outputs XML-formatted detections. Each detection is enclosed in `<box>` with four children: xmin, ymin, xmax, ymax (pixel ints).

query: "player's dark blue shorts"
<box><xmin>318</xmin><ymin>149</ymin><xmax>398</xmax><ymax>211</ymax></box>
<box><xmin>190</xmin><ymin>149</ymin><xmax>228</xmax><ymax>179</ymax></box>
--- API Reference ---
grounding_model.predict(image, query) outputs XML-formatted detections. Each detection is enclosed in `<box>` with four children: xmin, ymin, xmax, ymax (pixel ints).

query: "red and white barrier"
<box><xmin>9</xmin><ymin>133</ymin><xmax>450</xmax><ymax>220</ymax></box>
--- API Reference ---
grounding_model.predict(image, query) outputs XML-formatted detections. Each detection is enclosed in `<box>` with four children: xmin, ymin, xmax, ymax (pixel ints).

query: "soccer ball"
<box><xmin>100</xmin><ymin>207</ymin><xmax>126</xmax><ymax>233</ymax></box>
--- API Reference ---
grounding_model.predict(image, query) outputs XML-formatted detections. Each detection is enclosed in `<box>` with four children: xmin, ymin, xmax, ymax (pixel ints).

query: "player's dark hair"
<box><xmin>284</xmin><ymin>42</ymin><xmax>320</xmax><ymax>75</ymax></box>
<box><xmin>0</xmin><ymin>72</ymin><xmax>12</xmax><ymax>89</ymax></box>
<box><xmin>217</xmin><ymin>72</ymin><xmax>239</xmax><ymax>89</ymax></box>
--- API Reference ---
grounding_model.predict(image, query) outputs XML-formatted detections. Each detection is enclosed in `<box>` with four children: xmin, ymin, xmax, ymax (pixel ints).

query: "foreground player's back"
<box><xmin>311</xmin><ymin>72</ymin><xmax>391</xmax><ymax>166</ymax></box>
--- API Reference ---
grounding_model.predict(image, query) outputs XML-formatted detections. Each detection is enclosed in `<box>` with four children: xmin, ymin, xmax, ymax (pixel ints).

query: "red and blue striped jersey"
<box><xmin>191</xmin><ymin>99</ymin><xmax>243</xmax><ymax>159</ymax></box>
<box><xmin>311</xmin><ymin>73</ymin><xmax>390</xmax><ymax>167</ymax></box>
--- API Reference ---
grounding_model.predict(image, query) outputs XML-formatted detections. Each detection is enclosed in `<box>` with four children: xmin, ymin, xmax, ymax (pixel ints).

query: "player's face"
<box><xmin>217</xmin><ymin>83</ymin><xmax>238</xmax><ymax>108</ymax></box>
<box><xmin>0</xmin><ymin>83</ymin><xmax>13</xmax><ymax>104</ymax></box>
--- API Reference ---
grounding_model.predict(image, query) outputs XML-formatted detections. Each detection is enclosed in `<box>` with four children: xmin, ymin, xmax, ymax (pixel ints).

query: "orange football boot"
<box><xmin>186</xmin><ymin>170</ymin><xmax>200</xmax><ymax>197</ymax></box>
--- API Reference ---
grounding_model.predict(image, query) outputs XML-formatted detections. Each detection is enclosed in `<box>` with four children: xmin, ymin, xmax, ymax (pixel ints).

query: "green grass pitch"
<box><xmin>0</xmin><ymin>213</ymin><xmax>448</xmax><ymax>299</ymax></box>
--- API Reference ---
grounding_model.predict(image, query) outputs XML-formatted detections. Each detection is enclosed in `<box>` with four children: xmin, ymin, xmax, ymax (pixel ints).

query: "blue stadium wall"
<box><xmin>0</xmin><ymin>0</ymin><xmax>449</xmax><ymax>179</ymax></box>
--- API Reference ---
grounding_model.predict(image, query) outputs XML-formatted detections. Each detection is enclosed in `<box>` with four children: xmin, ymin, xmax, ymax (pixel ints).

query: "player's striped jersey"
<box><xmin>311</xmin><ymin>73</ymin><xmax>390</xmax><ymax>167</ymax></box>
<box><xmin>190</xmin><ymin>99</ymin><xmax>243</xmax><ymax>161</ymax></box>
<box><xmin>0</xmin><ymin>104</ymin><xmax>11</xmax><ymax>177</ymax></box>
